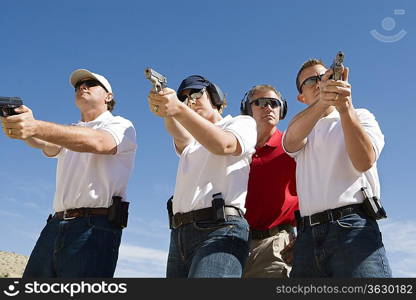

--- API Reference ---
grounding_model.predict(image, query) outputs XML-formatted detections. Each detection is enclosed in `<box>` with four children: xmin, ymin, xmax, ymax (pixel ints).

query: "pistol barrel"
<box><xmin>0</xmin><ymin>96</ymin><xmax>23</xmax><ymax>106</ymax></box>
<box><xmin>335</xmin><ymin>51</ymin><xmax>344</xmax><ymax>63</ymax></box>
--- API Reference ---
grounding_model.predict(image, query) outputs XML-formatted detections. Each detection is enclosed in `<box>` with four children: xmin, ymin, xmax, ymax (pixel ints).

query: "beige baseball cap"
<box><xmin>70</xmin><ymin>69</ymin><xmax>112</xmax><ymax>93</ymax></box>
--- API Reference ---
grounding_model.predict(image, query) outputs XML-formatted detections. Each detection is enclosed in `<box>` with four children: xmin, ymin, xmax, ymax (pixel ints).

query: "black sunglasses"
<box><xmin>299</xmin><ymin>74</ymin><xmax>324</xmax><ymax>93</ymax></box>
<box><xmin>74</xmin><ymin>79</ymin><xmax>106</xmax><ymax>91</ymax></box>
<box><xmin>250</xmin><ymin>97</ymin><xmax>281</xmax><ymax>108</ymax></box>
<box><xmin>178</xmin><ymin>88</ymin><xmax>205</xmax><ymax>103</ymax></box>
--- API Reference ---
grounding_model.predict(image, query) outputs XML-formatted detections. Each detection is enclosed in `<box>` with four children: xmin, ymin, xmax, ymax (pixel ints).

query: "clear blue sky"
<box><xmin>1</xmin><ymin>0</ymin><xmax>415</xmax><ymax>277</ymax></box>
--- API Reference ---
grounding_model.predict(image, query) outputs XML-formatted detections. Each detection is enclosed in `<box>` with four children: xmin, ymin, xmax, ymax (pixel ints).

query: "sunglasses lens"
<box><xmin>304</xmin><ymin>77</ymin><xmax>318</xmax><ymax>87</ymax></box>
<box><xmin>179</xmin><ymin>89</ymin><xmax>204</xmax><ymax>103</ymax></box>
<box><xmin>269</xmin><ymin>101</ymin><xmax>278</xmax><ymax>108</ymax></box>
<box><xmin>75</xmin><ymin>80</ymin><xmax>100</xmax><ymax>90</ymax></box>
<box><xmin>253</xmin><ymin>98</ymin><xmax>280</xmax><ymax>108</ymax></box>
<box><xmin>87</xmin><ymin>80</ymin><xmax>101</xmax><ymax>88</ymax></box>
<box><xmin>301</xmin><ymin>74</ymin><xmax>325</xmax><ymax>91</ymax></box>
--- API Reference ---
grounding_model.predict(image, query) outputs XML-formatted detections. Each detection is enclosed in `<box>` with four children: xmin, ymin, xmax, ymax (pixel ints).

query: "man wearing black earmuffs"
<box><xmin>240</xmin><ymin>85</ymin><xmax>298</xmax><ymax>278</ymax></box>
<box><xmin>148</xmin><ymin>75</ymin><xmax>256</xmax><ymax>277</ymax></box>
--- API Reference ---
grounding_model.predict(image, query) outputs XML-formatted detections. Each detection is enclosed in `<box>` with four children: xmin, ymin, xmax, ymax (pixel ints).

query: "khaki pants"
<box><xmin>243</xmin><ymin>227</ymin><xmax>294</xmax><ymax>278</ymax></box>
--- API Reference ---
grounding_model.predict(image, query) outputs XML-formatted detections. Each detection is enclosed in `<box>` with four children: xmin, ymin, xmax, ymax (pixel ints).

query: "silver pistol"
<box><xmin>330</xmin><ymin>51</ymin><xmax>345</xmax><ymax>81</ymax></box>
<box><xmin>144</xmin><ymin>68</ymin><xmax>168</xmax><ymax>93</ymax></box>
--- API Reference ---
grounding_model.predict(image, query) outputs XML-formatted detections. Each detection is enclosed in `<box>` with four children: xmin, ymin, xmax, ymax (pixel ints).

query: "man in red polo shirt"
<box><xmin>240</xmin><ymin>84</ymin><xmax>298</xmax><ymax>278</ymax></box>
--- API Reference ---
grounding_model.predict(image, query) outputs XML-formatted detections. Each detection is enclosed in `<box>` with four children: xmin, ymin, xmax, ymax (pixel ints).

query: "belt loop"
<box><xmin>87</xmin><ymin>214</ymin><xmax>93</xmax><ymax>227</ymax></box>
<box><xmin>238</xmin><ymin>208</ymin><xmax>244</xmax><ymax>218</ymax></box>
<box><xmin>173</xmin><ymin>213</ymin><xmax>182</xmax><ymax>229</ymax></box>
<box><xmin>298</xmin><ymin>218</ymin><xmax>306</xmax><ymax>232</ymax></box>
<box><xmin>328</xmin><ymin>210</ymin><xmax>334</xmax><ymax>223</ymax></box>
<box><xmin>300</xmin><ymin>220</ymin><xmax>305</xmax><ymax>232</ymax></box>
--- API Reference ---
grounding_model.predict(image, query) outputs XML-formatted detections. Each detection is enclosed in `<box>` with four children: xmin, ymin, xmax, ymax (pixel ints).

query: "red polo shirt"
<box><xmin>244</xmin><ymin>130</ymin><xmax>298</xmax><ymax>230</ymax></box>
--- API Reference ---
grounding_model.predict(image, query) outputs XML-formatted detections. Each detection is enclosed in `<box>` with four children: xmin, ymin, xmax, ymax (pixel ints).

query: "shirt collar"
<box><xmin>258</xmin><ymin>129</ymin><xmax>282</xmax><ymax>149</ymax></box>
<box><xmin>76</xmin><ymin>111</ymin><xmax>113</xmax><ymax>126</ymax></box>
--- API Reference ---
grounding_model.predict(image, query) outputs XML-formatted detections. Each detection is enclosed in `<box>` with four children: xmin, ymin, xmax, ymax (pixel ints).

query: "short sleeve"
<box><xmin>100</xmin><ymin>116</ymin><xmax>137</xmax><ymax>154</ymax></box>
<box><xmin>282</xmin><ymin>130</ymin><xmax>303</xmax><ymax>158</ymax></box>
<box><xmin>224</xmin><ymin>115</ymin><xmax>257</xmax><ymax>157</ymax></box>
<box><xmin>356</xmin><ymin>109</ymin><xmax>384</xmax><ymax>160</ymax></box>
<box><xmin>42</xmin><ymin>147</ymin><xmax>64</xmax><ymax>159</ymax></box>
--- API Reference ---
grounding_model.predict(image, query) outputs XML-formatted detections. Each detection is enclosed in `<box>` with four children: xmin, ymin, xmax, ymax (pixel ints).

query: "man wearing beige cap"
<box><xmin>1</xmin><ymin>69</ymin><xmax>137</xmax><ymax>277</ymax></box>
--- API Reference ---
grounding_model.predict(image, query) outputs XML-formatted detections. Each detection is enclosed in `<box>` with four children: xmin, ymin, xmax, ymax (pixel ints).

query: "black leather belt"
<box><xmin>171</xmin><ymin>206</ymin><xmax>243</xmax><ymax>229</ymax></box>
<box><xmin>53</xmin><ymin>207</ymin><xmax>109</xmax><ymax>220</ymax></box>
<box><xmin>250</xmin><ymin>224</ymin><xmax>294</xmax><ymax>240</ymax></box>
<box><xmin>296</xmin><ymin>204</ymin><xmax>365</xmax><ymax>231</ymax></box>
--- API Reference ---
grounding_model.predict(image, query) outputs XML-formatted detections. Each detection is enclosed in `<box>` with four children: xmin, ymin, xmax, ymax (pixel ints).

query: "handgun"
<box><xmin>330</xmin><ymin>51</ymin><xmax>345</xmax><ymax>81</ymax></box>
<box><xmin>360</xmin><ymin>187</ymin><xmax>387</xmax><ymax>220</ymax></box>
<box><xmin>0</xmin><ymin>96</ymin><xmax>23</xmax><ymax>117</ymax></box>
<box><xmin>108</xmin><ymin>196</ymin><xmax>130</xmax><ymax>229</ymax></box>
<box><xmin>144</xmin><ymin>68</ymin><xmax>168</xmax><ymax>93</ymax></box>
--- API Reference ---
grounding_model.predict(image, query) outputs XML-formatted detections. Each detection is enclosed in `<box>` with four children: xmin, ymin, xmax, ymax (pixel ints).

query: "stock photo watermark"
<box><xmin>370</xmin><ymin>9</ymin><xmax>407</xmax><ymax>43</ymax></box>
<box><xmin>2</xmin><ymin>281</ymin><xmax>128</xmax><ymax>297</ymax></box>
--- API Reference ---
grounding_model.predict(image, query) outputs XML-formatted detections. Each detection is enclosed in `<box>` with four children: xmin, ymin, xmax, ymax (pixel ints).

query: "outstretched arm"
<box><xmin>283</xmin><ymin>99</ymin><xmax>330</xmax><ymax>153</ymax></box>
<box><xmin>2</xmin><ymin>106</ymin><xmax>117</xmax><ymax>155</ymax></box>
<box><xmin>148</xmin><ymin>89</ymin><xmax>241</xmax><ymax>156</ymax></box>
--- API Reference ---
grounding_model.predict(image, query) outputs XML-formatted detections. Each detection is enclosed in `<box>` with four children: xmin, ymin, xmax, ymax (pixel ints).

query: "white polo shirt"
<box><xmin>283</xmin><ymin>108</ymin><xmax>384</xmax><ymax>217</ymax></box>
<box><xmin>172</xmin><ymin>115</ymin><xmax>257</xmax><ymax>214</ymax></box>
<box><xmin>51</xmin><ymin>111</ymin><xmax>137</xmax><ymax>212</ymax></box>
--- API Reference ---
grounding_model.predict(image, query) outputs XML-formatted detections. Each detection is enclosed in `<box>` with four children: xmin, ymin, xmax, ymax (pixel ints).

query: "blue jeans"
<box><xmin>166</xmin><ymin>215</ymin><xmax>250</xmax><ymax>278</ymax></box>
<box><xmin>23</xmin><ymin>215</ymin><xmax>122</xmax><ymax>278</ymax></box>
<box><xmin>290</xmin><ymin>213</ymin><xmax>392</xmax><ymax>278</ymax></box>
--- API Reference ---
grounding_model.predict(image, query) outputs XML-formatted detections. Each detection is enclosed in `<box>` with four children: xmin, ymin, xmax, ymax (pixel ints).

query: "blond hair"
<box><xmin>247</xmin><ymin>84</ymin><xmax>282</xmax><ymax>100</ymax></box>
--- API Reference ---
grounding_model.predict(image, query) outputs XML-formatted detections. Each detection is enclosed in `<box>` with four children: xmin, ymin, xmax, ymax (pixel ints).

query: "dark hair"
<box><xmin>107</xmin><ymin>98</ymin><xmax>116</xmax><ymax>112</ymax></box>
<box><xmin>295</xmin><ymin>58</ymin><xmax>326</xmax><ymax>93</ymax></box>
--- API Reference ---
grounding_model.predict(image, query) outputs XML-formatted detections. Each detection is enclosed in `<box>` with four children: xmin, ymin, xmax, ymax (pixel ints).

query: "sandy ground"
<box><xmin>0</xmin><ymin>251</ymin><xmax>28</xmax><ymax>278</ymax></box>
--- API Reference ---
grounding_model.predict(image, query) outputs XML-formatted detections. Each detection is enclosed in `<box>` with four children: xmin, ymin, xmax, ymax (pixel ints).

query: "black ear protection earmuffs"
<box><xmin>206</xmin><ymin>81</ymin><xmax>226</xmax><ymax>109</ymax></box>
<box><xmin>240</xmin><ymin>87</ymin><xmax>288</xmax><ymax>119</ymax></box>
<box><xmin>240</xmin><ymin>91</ymin><xmax>252</xmax><ymax>116</ymax></box>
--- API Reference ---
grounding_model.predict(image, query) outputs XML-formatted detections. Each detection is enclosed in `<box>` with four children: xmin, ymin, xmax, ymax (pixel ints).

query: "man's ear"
<box><xmin>105</xmin><ymin>93</ymin><xmax>113</xmax><ymax>103</ymax></box>
<box><xmin>297</xmin><ymin>93</ymin><xmax>306</xmax><ymax>104</ymax></box>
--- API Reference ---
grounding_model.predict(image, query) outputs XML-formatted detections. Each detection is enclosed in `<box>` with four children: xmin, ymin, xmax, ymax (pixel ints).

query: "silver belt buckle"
<box><xmin>308</xmin><ymin>215</ymin><xmax>320</xmax><ymax>226</ymax></box>
<box><xmin>63</xmin><ymin>210</ymin><xmax>76</xmax><ymax>220</ymax></box>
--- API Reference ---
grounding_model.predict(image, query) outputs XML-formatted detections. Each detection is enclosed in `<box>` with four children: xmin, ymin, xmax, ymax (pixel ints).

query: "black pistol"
<box><xmin>0</xmin><ymin>96</ymin><xmax>23</xmax><ymax>117</ymax></box>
